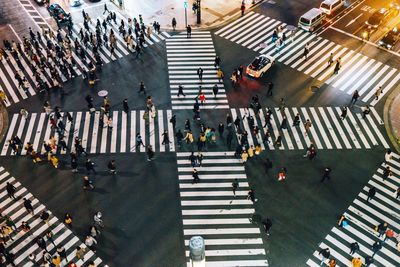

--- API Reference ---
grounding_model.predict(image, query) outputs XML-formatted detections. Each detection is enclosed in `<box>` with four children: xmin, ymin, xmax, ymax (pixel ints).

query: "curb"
<box><xmin>0</xmin><ymin>103</ymin><xmax>9</xmax><ymax>145</ymax></box>
<box><xmin>117</xmin><ymin>0</ymin><xmax>266</xmax><ymax>32</ymax></box>
<box><xmin>383</xmin><ymin>84</ymin><xmax>400</xmax><ymax>153</ymax></box>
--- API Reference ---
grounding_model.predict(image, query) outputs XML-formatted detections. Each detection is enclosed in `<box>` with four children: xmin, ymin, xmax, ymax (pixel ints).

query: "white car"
<box><xmin>246</xmin><ymin>55</ymin><xmax>275</xmax><ymax>78</ymax></box>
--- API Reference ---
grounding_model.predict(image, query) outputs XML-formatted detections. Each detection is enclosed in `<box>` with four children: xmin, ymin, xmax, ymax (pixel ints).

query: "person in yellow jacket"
<box><xmin>351</xmin><ymin>257</ymin><xmax>362</xmax><ymax>267</ymax></box>
<box><xmin>241</xmin><ymin>150</ymin><xmax>248</xmax><ymax>163</ymax></box>
<box><xmin>50</xmin><ymin>155</ymin><xmax>59</xmax><ymax>168</ymax></box>
<box><xmin>184</xmin><ymin>131</ymin><xmax>194</xmax><ymax>143</ymax></box>
<box><xmin>0</xmin><ymin>90</ymin><xmax>8</xmax><ymax>105</ymax></box>
<box><xmin>52</xmin><ymin>255</ymin><xmax>61</xmax><ymax>266</ymax></box>
<box><xmin>255</xmin><ymin>144</ymin><xmax>262</xmax><ymax>155</ymax></box>
<box><xmin>216</xmin><ymin>68</ymin><xmax>224</xmax><ymax>82</ymax></box>
<box><xmin>248</xmin><ymin>145</ymin><xmax>254</xmax><ymax>158</ymax></box>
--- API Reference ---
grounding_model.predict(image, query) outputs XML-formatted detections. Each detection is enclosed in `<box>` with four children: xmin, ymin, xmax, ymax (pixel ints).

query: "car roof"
<box><xmin>301</xmin><ymin>8</ymin><xmax>324</xmax><ymax>19</ymax></box>
<box><xmin>321</xmin><ymin>0</ymin><xmax>342</xmax><ymax>5</ymax></box>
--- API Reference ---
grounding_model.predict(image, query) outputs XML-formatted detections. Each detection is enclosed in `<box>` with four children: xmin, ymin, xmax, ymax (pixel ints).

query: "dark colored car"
<box><xmin>47</xmin><ymin>4</ymin><xmax>72</xmax><ymax>26</ymax></box>
<box><xmin>379</xmin><ymin>26</ymin><xmax>400</xmax><ymax>49</ymax></box>
<box><xmin>365</xmin><ymin>8</ymin><xmax>390</xmax><ymax>28</ymax></box>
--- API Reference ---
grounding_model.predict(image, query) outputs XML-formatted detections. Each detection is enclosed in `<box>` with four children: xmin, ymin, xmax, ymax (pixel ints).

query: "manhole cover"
<box><xmin>98</xmin><ymin>90</ymin><xmax>108</xmax><ymax>97</ymax></box>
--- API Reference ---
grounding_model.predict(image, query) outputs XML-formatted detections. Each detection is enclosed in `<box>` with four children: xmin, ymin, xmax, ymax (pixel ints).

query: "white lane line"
<box><xmin>100</xmin><ymin>114</ymin><xmax>108</xmax><ymax>153</ymax></box>
<box><xmin>32</xmin><ymin>113</ymin><xmax>46</xmax><ymax>153</ymax></box>
<box><xmin>327</xmin><ymin>107</ymin><xmax>351</xmax><ymax>149</ymax></box>
<box><xmin>166</xmin><ymin>110</ymin><xmax>175</xmax><ymax>152</ymax></box>
<box><xmin>300</xmin><ymin>107</ymin><xmax>322</xmax><ymax>149</ymax></box>
<box><xmin>71</xmin><ymin>112</ymin><xmax>82</xmax><ymax>153</ymax></box>
<box><xmin>158</xmin><ymin>110</ymin><xmax>165</xmax><ymax>152</ymax></box>
<box><xmin>90</xmin><ymin>111</ymin><xmax>100</xmax><ymax>154</ymax></box>
<box><xmin>346</xmin><ymin>111</ymin><xmax>370</xmax><ymax>149</ymax></box>
<box><xmin>274</xmin><ymin>108</ymin><xmax>294</xmax><ymax>149</ymax></box>
<box><xmin>110</xmin><ymin>111</ymin><xmax>118</xmax><ymax>153</ymax></box>
<box><xmin>120</xmin><ymin>111</ymin><xmax>127</xmax><ymax>153</ymax></box>
<box><xmin>139</xmin><ymin>110</ymin><xmax>146</xmax><ymax>152</ymax></box>
<box><xmin>284</xmin><ymin>109</ymin><xmax>304</xmax><ymax>149</ymax></box>
<box><xmin>334</xmin><ymin>107</ymin><xmax>360</xmax><ymax>149</ymax></box>
<box><xmin>317</xmin><ymin>107</ymin><xmax>341</xmax><ymax>149</ymax></box>
<box><xmin>1</xmin><ymin>114</ymin><xmax>18</xmax><ymax>155</ymax></box>
<box><xmin>356</xmin><ymin>113</ymin><xmax>378</xmax><ymax>146</ymax></box>
<box><xmin>239</xmin><ymin>108</ymin><xmax>255</xmax><ymax>148</ymax></box>
<box><xmin>81</xmin><ymin>112</ymin><xmax>91</xmax><ymax>150</ymax></box>
<box><xmin>258</xmin><ymin>109</ymin><xmax>275</xmax><ymax>150</ymax></box>
<box><xmin>215</xmin><ymin>11</ymin><xmax>256</xmax><ymax>36</ymax></box>
<box><xmin>130</xmin><ymin>110</ymin><xmax>136</xmax><ymax>152</ymax></box>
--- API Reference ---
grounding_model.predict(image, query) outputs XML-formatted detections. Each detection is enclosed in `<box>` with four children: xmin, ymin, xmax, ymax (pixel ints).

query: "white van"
<box><xmin>298</xmin><ymin>8</ymin><xmax>326</xmax><ymax>32</ymax></box>
<box><xmin>320</xmin><ymin>0</ymin><xmax>344</xmax><ymax>15</ymax></box>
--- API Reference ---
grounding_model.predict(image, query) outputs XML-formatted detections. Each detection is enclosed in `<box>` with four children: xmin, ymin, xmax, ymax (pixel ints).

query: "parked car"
<box><xmin>379</xmin><ymin>26</ymin><xmax>400</xmax><ymax>49</ymax></box>
<box><xmin>246</xmin><ymin>55</ymin><xmax>275</xmax><ymax>78</ymax></box>
<box><xmin>47</xmin><ymin>3</ymin><xmax>72</xmax><ymax>26</ymax></box>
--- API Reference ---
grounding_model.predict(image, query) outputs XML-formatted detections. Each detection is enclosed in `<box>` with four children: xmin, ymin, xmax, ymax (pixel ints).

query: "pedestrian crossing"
<box><xmin>215</xmin><ymin>11</ymin><xmax>400</xmax><ymax>106</ymax></box>
<box><xmin>0</xmin><ymin>109</ymin><xmax>176</xmax><ymax>156</ymax></box>
<box><xmin>230</xmin><ymin>106</ymin><xmax>389</xmax><ymax>150</ymax></box>
<box><xmin>176</xmin><ymin>151</ymin><xmax>269</xmax><ymax>266</ymax></box>
<box><xmin>0</xmin><ymin>12</ymin><xmax>170</xmax><ymax>107</ymax></box>
<box><xmin>166</xmin><ymin>31</ymin><xmax>230</xmax><ymax>110</ymax></box>
<box><xmin>0</xmin><ymin>166</ymin><xmax>107</xmax><ymax>266</ymax></box>
<box><xmin>306</xmin><ymin>152</ymin><xmax>400</xmax><ymax>267</ymax></box>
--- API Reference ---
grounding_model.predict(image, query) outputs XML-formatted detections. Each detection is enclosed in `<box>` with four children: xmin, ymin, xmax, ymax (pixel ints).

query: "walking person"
<box><xmin>186</xmin><ymin>25</ymin><xmax>192</xmax><ymax>38</ymax></box>
<box><xmin>232</xmin><ymin>179</ymin><xmax>239</xmax><ymax>197</ymax></box>
<box><xmin>138</xmin><ymin>81</ymin><xmax>146</xmax><ymax>95</ymax></box>
<box><xmin>172</xmin><ymin>17</ymin><xmax>177</xmax><ymax>30</ymax></box>
<box><xmin>267</xmin><ymin>82</ymin><xmax>273</xmax><ymax>96</ymax></box>
<box><xmin>85</xmin><ymin>159</ymin><xmax>97</xmax><ymax>174</ymax></box>
<box><xmin>136</xmin><ymin>133</ymin><xmax>145</xmax><ymax>150</ymax></box>
<box><xmin>216</xmin><ymin>68</ymin><xmax>224</xmax><ymax>82</ymax></box>
<box><xmin>303</xmin><ymin>43</ymin><xmax>309</xmax><ymax>60</ymax></box>
<box><xmin>247</xmin><ymin>189</ymin><xmax>257</xmax><ymax>203</ymax></box>
<box><xmin>23</xmin><ymin>197</ymin><xmax>34</xmax><ymax>215</ymax></box>
<box><xmin>146</xmin><ymin>145</ymin><xmax>154</xmax><ymax>161</ymax></box>
<box><xmin>327</xmin><ymin>52</ymin><xmax>334</xmax><ymax>67</ymax></box>
<box><xmin>46</xmin><ymin>231</ymin><xmax>56</xmax><ymax>247</ymax></box>
<box><xmin>212</xmin><ymin>84</ymin><xmax>219</xmax><ymax>97</ymax></box>
<box><xmin>197</xmin><ymin>67</ymin><xmax>203</xmax><ymax>81</ymax></box>
<box><xmin>333</xmin><ymin>57</ymin><xmax>341</xmax><ymax>74</ymax></box>
<box><xmin>349</xmin><ymin>242</ymin><xmax>359</xmax><ymax>255</ymax></box>
<box><xmin>371</xmin><ymin>240</ymin><xmax>382</xmax><ymax>257</ymax></box>
<box><xmin>304</xmin><ymin>119</ymin><xmax>312</xmax><ymax>136</ymax></box>
<box><xmin>318</xmin><ymin>248</ymin><xmax>330</xmax><ymax>265</ymax></box>
<box><xmin>123</xmin><ymin>98</ymin><xmax>129</xmax><ymax>113</ymax></box>
<box><xmin>367</xmin><ymin>186</ymin><xmax>376</xmax><ymax>201</ymax></box>
<box><xmin>177</xmin><ymin>85</ymin><xmax>185</xmax><ymax>97</ymax></box>
<box><xmin>214</xmin><ymin>56</ymin><xmax>221</xmax><ymax>69</ymax></box>
<box><xmin>340</xmin><ymin>106</ymin><xmax>347</xmax><ymax>120</ymax></box>
<box><xmin>241</xmin><ymin>2</ymin><xmax>245</xmax><ymax>16</ymax></box>
<box><xmin>192</xmin><ymin>169</ymin><xmax>200</xmax><ymax>184</ymax></box>
<box><xmin>6</xmin><ymin>182</ymin><xmax>17</xmax><ymax>200</ymax></box>
<box><xmin>108</xmin><ymin>160</ymin><xmax>117</xmax><ymax>174</ymax></box>
<box><xmin>320</xmin><ymin>167</ymin><xmax>331</xmax><ymax>183</ymax></box>
<box><xmin>350</xmin><ymin>90</ymin><xmax>359</xmax><ymax>106</ymax></box>
<box><xmin>362</xmin><ymin>105</ymin><xmax>370</xmax><ymax>118</ymax></box>
<box><xmin>375</xmin><ymin>86</ymin><xmax>383</xmax><ymax>100</ymax></box>
<box><xmin>83</xmin><ymin>176</ymin><xmax>94</xmax><ymax>190</ymax></box>
<box><xmin>162</xmin><ymin>130</ymin><xmax>171</xmax><ymax>145</ymax></box>
<box><xmin>263</xmin><ymin>218</ymin><xmax>272</xmax><ymax>236</ymax></box>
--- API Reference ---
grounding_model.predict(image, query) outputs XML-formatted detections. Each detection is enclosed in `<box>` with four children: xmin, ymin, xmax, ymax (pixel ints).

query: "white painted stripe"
<box><xmin>62</xmin><ymin>114</ymin><xmax>72</xmax><ymax>155</ymax></box>
<box><xmin>1</xmin><ymin>114</ymin><xmax>18</xmax><ymax>155</ymax></box>
<box><xmin>318</xmin><ymin>242</ymin><xmax>350</xmax><ymax>266</ymax></box>
<box><xmin>139</xmin><ymin>110</ymin><xmax>146</xmax><ymax>152</ymax></box>
<box><xmin>306</xmin><ymin>259</ymin><xmax>321</xmax><ymax>267</ymax></box>
<box><xmin>177</xmin><ymin>151</ymin><xmax>235</xmax><ymax>156</ymax></box>
<box><xmin>258</xmin><ymin>109</ymin><xmax>274</xmax><ymax>150</ymax></box>
<box><xmin>100</xmin><ymin>114</ymin><xmax>108</xmax><ymax>153</ymax></box>
<box><xmin>183</xmin><ymin>228</ymin><xmax>260</xmax><ymax>235</ymax></box>
<box><xmin>244</xmin><ymin>20</ymin><xmax>281</xmax><ymax>48</ymax></box>
<box><xmin>324</xmin><ymin>51</ymin><xmax>362</xmax><ymax>84</ymax></box>
<box><xmin>332</xmin><ymin>55</ymin><xmax>368</xmax><ymax>87</ymax></box>
<box><xmin>369</xmin><ymin>71</ymin><xmax>400</xmax><ymax>105</ymax></box>
<box><xmin>310</xmin><ymin>46</ymin><xmax>348</xmax><ymax>78</ymax></box>
<box><xmin>16</xmin><ymin>115</ymin><xmax>27</xmax><ymax>153</ymax></box>
<box><xmin>334</xmin><ymin>107</ymin><xmax>360</xmax><ymax>149</ymax></box>
<box><xmin>339</xmin><ymin>57</ymin><xmax>375</xmax><ymax>92</ymax></box>
<box><xmin>149</xmin><ymin>112</ymin><xmax>156</xmax><ymax>151</ymax></box>
<box><xmin>21</xmin><ymin>113</ymin><xmax>37</xmax><ymax>155</ymax></box>
<box><xmin>90</xmin><ymin>111</ymin><xmax>100</xmax><ymax>154</ymax></box>
<box><xmin>291</xmin><ymin>39</ymin><xmax>329</xmax><ymax>69</ymax></box>
<box><xmin>183</xmin><ymin>218</ymin><xmax>252</xmax><ymax>225</ymax></box>
<box><xmin>284</xmin><ymin>109</ymin><xmax>304</xmax><ymax>149</ymax></box>
<box><xmin>230</xmin><ymin>16</ymin><xmax>270</xmax><ymax>42</ymax></box>
<box><xmin>326</xmin><ymin>107</ymin><xmax>351</xmax><ymax>149</ymax></box>
<box><xmin>300</xmin><ymin>107</ymin><xmax>323</xmax><ymax>149</ymax></box>
<box><xmin>370</xmin><ymin>107</ymin><xmax>384</xmax><ymax>125</ymax></box>
<box><xmin>177</xmin><ymin>158</ymin><xmax>241</xmax><ymax>164</ymax></box>
<box><xmin>346</xmin><ymin>111</ymin><xmax>370</xmax><ymax>149</ymax></box>
<box><xmin>363</xmin><ymin>68</ymin><xmax>397</xmax><ymax>101</ymax></box>
<box><xmin>239</xmin><ymin>108</ymin><xmax>254</xmax><ymax>148</ymax></box>
<box><xmin>181</xmin><ymin>199</ymin><xmax>252</xmax><ymax>206</ymax></box>
<box><xmin>130</xmin><ymin>110</ymin><xmax>136</xmax><ymax>152</ymax></box>
<box><xmin>278</xmin><ymin>34</ymin><xmax>316</xmax><ymax>62</ymax></box>
<box><xmin>120</xmin><ymin>111</ymin><xmax>127</xmax><ymax>153</ymax></box>
<box><xmin>158</xmin><ymin>110</ymin><xmax>165</xmax><ymax>152</ymax></box>
<box><xmin>365</xmin><ymin>116</ymin><xmax>389</xmax><ymax>148</ymax></box>
<box><xmin>200</xmin><ymin>260</ymin><xmax>268</xmax><ymax>267</ymax></box>
<box><xmin>0</xmin><ymin>67</ymin><xmax>19</xmax><ymax>103</ymax></box>
<box><xmin>184</xmin><ymin>238</ymin><xmax>263</xmax><ymax>246</ymax></box>
<box><xmin>358</xmin><ymin>65</ymin><xmax>390</xmax><ymax>95</ymax></box>
<box><xmin>299</xmin><ymin>42</ymin><xmax>338</xmax><ymax>73</ymax></box>
<box><xmin>178</xmin><ymin>166</ymin><xmax>244</xmax><ymax>172</ymax></box>
<box><xmin>215</xmin><ymin>12</ymin><xmax>256</xmax><ymax>36</ymax></box>
<box><xmin>355</xmin><ymin>113</ymin><xmax>378</xmax><ymax>147</ymax></box>
<box><xmin>179</xmin><ymin>174</ymin><xmax>247</xmax><ymax>180</ymax></box>
<box><xmin>185</xmin><ymin>249</ymin><xmax>265</xmax><ymax>257</ymax></box>
<box><xmin>249</xmin><ymin>109</ymin><xmax>265</xmax><ymax>150</ymax></box>
<box><xmin>32</xmin><ymin>113</ymin><xmax>46</xmax><ymax>153</ymax></box>
<box><xmin>71</xmin><ymin>112</ymin><xmax>82</xmax><ymax>153</ymax></box>
<box><xmin>353</xmin><ymin>199</ymin><xmax>400</xmax><ymax>230</ymax></box>
<box><xmin>166</xmin><ymin>110</ymin><xmax>175</xmax><ymax>152</ymax></box>
<box><xmin>179</xmin><ymin>182</ymin><xmax>248</xmax><ymax>188</ymax></box>
<box><xmin>292</xmin><ymin>107</ymin><xmax>311</xmax><ymax>147</ymax></box>
<box><xmin>110</xmin><ymin>111</ymin><xmax>118</xmax><ymax>153</ymax></box>
<box><xmin>274</xmin><ymin>108</ymin><xmax>294</xmax><ymax>150</ymax></box>
<box><xmin>81</xmin><ymin>112</ymin><xmax>91</xmax><ymax>150</ymax></box>
<box><xmin>180</xmin><ymin>191</ymin><xmax>247</xmax><ymax>197</ymax></box>
<box><xmin>352</xmin><ymin>61</ymin><xmax>382</xmax><ymax>92</ymax></box>
<box><xmin>3</xmin><ymin>58</ymin><xmax>28</xmax><ymax>99</ymax></box>
<box><xmin>269</xmin><ymin>109</ymin><xmax>284</xmax><ymax>150</ymax></box>
<box><xmin>317</xmin><ymin>107</ymin><xmax>341</xmax><ymax>149</ymax></box>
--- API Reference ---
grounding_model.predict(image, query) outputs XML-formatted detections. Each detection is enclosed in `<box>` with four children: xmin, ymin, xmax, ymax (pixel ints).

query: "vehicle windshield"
<box><xmin>249</xmin><ymin>57</ymin><xmax>270</xmax><ymax>70</ymax></box>
<box><xmin>321</xmin><ymin>3</ymin><xmax>330</xmax><ymax>9</ymax></box>
<box><xmin>300</xmin><ymin>17</ymin><xmax>311</xmax><ymax>24</ymax></box>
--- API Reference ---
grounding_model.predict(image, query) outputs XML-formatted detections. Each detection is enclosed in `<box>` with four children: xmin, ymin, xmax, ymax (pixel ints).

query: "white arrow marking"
<box><xmin>345</xmin><ymin>13</ymin><xmax>363</xmax><ymax>27</ymax></box>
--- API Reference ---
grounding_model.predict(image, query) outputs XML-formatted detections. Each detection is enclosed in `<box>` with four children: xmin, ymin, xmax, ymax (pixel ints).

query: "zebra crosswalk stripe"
<box><xmin>176</xmin><ymin>151</ymin><xmax>269</xmax><ymax>266</ymax></box>
<box><xmin>214</xmin><ymin>11</ymin><xmax>400</xmax><ymax>106</ymax></box>
<box><xmin>307</xmin><ymin>154</ymin><xmax>400</xmax><ymax>267</ymax></box>
<box><xmin>0</xmin><ymin>110</ymin><xmax>177</xmax><ymax>156</ymax></box>
<box><xmin>0</xmin><ymin>167</ymin><xmax>106</xmax><ymax>266</ymax></box>
<box><xmin>229</xmin><ymin>107</ymin><xmax>388</xmax><ymax>150</ymax></box>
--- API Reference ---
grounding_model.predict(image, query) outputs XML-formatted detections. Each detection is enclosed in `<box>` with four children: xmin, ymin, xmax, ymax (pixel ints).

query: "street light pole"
<box><xmin>196</xmin><ymin>0</ymin><xmax>201</xmax><ymax>24</ymax></box>
<box><xmin>184</xmin><ymin>1</ymin><xmax>188</xmax><ymax>27</ymax></box>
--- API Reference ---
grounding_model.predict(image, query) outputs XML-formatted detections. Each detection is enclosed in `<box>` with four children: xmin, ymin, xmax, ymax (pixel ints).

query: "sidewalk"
<box><xmin>0</xmin><ymin>103</ymin><xmax>8</xmax><ymax>144</ymax></box>
<box><xmin>384</xmin><ymin>84</ymin><xmax>400</xmax><ymax>153</ymax></box>
<box><xmin>116</xmin><ymin>0</ymin><xmax>264</xmax><ymax>30</ymax></box>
